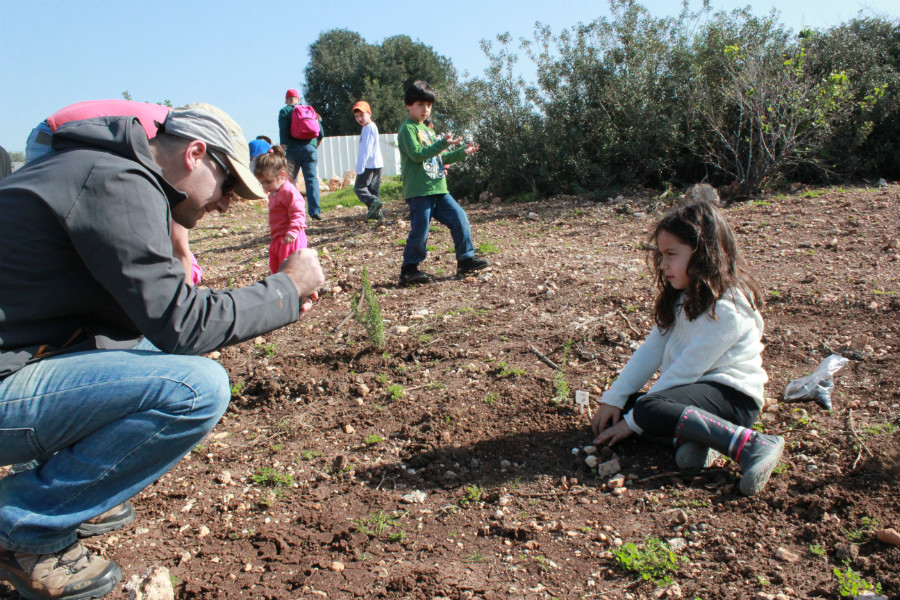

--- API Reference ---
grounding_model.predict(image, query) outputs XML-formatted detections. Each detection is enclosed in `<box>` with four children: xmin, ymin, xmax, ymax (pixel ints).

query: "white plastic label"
<box><xmin>575</xmin><ymin>390</ymin><xmax>590</xmax><ymax>414</ymax></box>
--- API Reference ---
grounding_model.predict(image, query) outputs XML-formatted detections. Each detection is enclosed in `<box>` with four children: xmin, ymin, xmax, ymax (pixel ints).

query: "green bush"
<box><xmin>454</xmin><ymin>0</ymin><xmax>898</xmax><ymax>198</ymax></box>
<box><xmin>612</xmin><ymin>537</ymin><xmax>685</xmax><ymax>585</ymax></box>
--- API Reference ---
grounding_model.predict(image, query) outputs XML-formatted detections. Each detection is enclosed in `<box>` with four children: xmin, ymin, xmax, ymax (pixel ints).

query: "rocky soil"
<box><xmin>2</xmin><ymin>184</ymin><xmax>899</xmax><ymax>600</ymax></box>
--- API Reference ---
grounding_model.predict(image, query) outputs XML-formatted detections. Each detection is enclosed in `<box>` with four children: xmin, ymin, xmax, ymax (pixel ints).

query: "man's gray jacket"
<box><xmin>0</xmin><ymin>116</ymin><xmax>300</xmax><ymax>379</ymax></box>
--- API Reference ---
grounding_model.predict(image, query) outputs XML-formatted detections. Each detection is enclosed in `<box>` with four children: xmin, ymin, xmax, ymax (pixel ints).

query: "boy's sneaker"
<box><xmin>365</xmin><ymin>201</ymin><xmax>384</xmax><ymax>221</ymax></box>
<box><xmin>76</xmin><ymin>502</ymin><xmax>135</xmax><ymax>537</ymax></box>
<box><xmin>456</xmin><ymin>256</ymin><xmax>490</xmax><ymax>276</ymax></box>
<box><xmin>0</xmin><ymin>540</ymin><xmax>122</xmax><ymax>600</ymax></box>
<box><xmin>398</xmin><ymin>264</ymin><xmax>432</xmax><ymax>287</ymax></box>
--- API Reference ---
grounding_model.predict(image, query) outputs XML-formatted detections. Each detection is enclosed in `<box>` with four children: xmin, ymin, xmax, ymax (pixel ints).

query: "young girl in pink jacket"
<box><xmin>254</xmin><ymin>147</ymin><xmax>308</xmax><ymax>274</ymax></box>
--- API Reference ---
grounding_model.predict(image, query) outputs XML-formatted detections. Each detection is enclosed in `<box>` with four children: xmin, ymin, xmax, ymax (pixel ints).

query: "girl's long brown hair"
<box><xmin>650</xmin><ymin>201</ymin><xmax>764</xmax><ymax>330</ymax></box>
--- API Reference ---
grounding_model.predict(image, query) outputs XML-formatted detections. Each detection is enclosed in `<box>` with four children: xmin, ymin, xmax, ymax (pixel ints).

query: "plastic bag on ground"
<box><xmin>783</xmin><ymin>354</ymin><xmax>849</xmax><ymax>410</ymax></box>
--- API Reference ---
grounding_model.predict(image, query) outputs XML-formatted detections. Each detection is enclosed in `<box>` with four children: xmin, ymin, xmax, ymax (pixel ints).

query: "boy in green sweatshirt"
<box><xmin>396</xmin><ymin>80</ymin><xmax>489</xmax><ymax>286</ymax></box>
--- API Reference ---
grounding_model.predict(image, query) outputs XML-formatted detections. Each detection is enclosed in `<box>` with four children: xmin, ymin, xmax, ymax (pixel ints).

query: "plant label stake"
<box><xmin>575</xmin><ymin>391</ymin><xmax>589</xmax><ymax>414</ymax></box>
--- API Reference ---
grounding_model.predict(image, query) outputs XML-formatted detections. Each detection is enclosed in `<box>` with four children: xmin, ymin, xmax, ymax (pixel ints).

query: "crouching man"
<box><xmin>0</xmin><ymin>103</ymin><xmax>324</xmax><ymax>600</ymax></box>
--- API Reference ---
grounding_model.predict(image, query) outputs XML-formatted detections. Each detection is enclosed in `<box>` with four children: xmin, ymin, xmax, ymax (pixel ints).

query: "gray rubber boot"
<box><xmin>675</xmin><ymin>443</ymin><xmax>721</xmax><ymax>469</ymax></box>
<box><xmin>674</xmin><ymin>406</ymin><xmax>784</xmax><ymax>496</ymax></box>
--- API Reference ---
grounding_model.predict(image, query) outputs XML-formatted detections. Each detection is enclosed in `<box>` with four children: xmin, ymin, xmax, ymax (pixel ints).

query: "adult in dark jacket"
<box><xmin>0</xmin><ymin>103</ymin><xmax>324</xmax><ymax>600</ymax></box>
<box><xmin>0</xmin><ymin>144</ymin><xmax>10</xmax><ymax>179</ymax></box>
<box><xmin>279</xmin><ymin>88</ymin><xmax>324</xmax><ymax>220</ymax></box>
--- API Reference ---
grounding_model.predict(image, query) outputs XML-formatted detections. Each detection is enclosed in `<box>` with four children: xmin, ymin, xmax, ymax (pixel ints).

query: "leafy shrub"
<box><xmin>252</xmin><ymin>467</ymin><xmax>294</xmax><ymax>488</ymax></box>
<box><xmin>612</xmin><ymin>537</ymin><xmax>685</xmax><ymax>585</ymax></box>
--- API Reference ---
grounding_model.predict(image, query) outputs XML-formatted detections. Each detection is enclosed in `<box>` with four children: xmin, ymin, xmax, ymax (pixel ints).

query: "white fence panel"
<box><xmin>316</xmin><ymin>133</ymin><xmax>400</xmax><ymax>180</ymax></box>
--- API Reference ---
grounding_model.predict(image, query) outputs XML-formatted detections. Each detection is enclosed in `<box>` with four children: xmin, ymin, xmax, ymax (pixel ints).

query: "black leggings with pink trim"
<box><xmin>624</xmin><ymin>382</ymin><xmax>759</xmax><ymax>438</ymax></box>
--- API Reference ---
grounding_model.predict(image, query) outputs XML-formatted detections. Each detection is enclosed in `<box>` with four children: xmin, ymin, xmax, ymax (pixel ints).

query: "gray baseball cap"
<box><xmin>162</xmin><ymin>102</ymin><xmax>265</xmax><ymax>200</ymax></box>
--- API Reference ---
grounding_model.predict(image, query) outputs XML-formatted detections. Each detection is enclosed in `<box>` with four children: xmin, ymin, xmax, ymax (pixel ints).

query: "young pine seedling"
<box><xmin>351</xmin><ymin>266</ymin><xmax>385</xmax><ymax>348</ymax></box>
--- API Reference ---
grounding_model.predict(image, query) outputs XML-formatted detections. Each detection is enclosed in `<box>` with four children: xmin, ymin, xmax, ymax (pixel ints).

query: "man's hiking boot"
<box><xmin>0</xmin><ymin>540</ymin><xmax>122</xmax><ymax>600</ymax></box>
<box><xmin>398</xmin><ymin>264</ymin><xmax>432</xmax><ymax>287</ymax></box>
<box><xmin>456</xmin><ymin>256</ymin><xmax>490</xmax><ymax>276</ymax></box>
<box><xmin>675</xmin><ymin>407</ymin><xmax>784</xmax><ymax>496</ymax></box>
<box><xmin>76</xmin><ymin>503</ymin><xmax>134</xmax><ymax>538</ymax></box>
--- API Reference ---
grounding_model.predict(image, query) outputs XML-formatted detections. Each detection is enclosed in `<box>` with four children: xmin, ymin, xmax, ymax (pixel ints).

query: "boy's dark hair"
<box><xmin>404</xmin><ymin>80</ymin><xmax>436</xmax><ymax>106</ymax></box>
<box><xmin>649</xmin><ymin>200</ymin><xmax>764</xmax><ymax>330</ymax></box>
<box><xmin>256</xmin><ymin>135</ymin><xmax>272</xmax><ymax>144</ymax></box>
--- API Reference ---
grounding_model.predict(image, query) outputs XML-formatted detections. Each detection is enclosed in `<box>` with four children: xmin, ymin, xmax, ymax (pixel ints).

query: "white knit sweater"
<box><xmin>600</xmin><ymin>289</ymin><xmax>768</xmax><ymax>434</ymax></box>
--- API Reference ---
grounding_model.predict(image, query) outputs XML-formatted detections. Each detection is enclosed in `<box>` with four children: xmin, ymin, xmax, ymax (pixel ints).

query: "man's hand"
<box><xmin>279</xmin><ymin>248</ymin><xmax>324</xmax><ymax>313</ymax></box>
<box><xmin>590</xmin><ymin>403</ymin><xmax>621</xmax><ymax>438</ymax></box>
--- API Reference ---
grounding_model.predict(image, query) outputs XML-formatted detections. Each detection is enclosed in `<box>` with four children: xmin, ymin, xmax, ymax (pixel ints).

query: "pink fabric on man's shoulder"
<box><xmin>47</xmin><ymin>100</ymin><xmax>171</xmax><ymax>140</ymax></box>
<box><xmin>189</xmin><ymin>252</ymin><xmax>203</xmax><ymax>286</ymax></box>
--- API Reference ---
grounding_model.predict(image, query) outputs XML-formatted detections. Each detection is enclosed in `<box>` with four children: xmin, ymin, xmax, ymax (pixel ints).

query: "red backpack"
<box><xmin>290</xmin><ymin>104</ymin><xmax>321</xmax><ymax>140</ymax></box>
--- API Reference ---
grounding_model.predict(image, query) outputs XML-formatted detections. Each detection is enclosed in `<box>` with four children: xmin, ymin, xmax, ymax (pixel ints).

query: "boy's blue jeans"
<box><xmin>287</xmin><ymin>143</ymin><xmax>321</xmax><ymax>217</ymax></box>
<box><xmin>0</xmin><ymin>339</ymin><xmax>230</xmax><ymax>554</ymax></box>
<box><xmin>402</xmin><ymin>194</ymin><xmax>475</xmax><ymax>267</ymax></box>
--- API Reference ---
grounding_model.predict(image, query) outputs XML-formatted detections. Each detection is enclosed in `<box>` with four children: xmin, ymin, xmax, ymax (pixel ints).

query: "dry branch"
<box><xmin>847</xmin><ymin>409</ymin><xmax>873</xmax><ymax>469</ymax></box>
<box><xmin>331</xmin><ymin>286</ymin><xmax>367</xmax><ymax>333</ymax></box>
<box><xmin>615</xmin><ymin>310</ymin><xmax>642</xmax><ymax>337</ymax></box>
<box><xmin>530</xmin><ymin>346</ymin><xmax>559</xmax><ymax>370</ymax></box>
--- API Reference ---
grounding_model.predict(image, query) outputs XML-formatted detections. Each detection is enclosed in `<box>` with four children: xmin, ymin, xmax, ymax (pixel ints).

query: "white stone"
<box><xmin>125</xmin><ymin>566</ymin><xmax>174</xmax><ymax>600</ymax></box>
<box><xmin>401</xmin><ymin>490</ymin><xmax>427</xmax><ymax>504</ymax></box>
<box><xmin>667</xmin><ymin>538</ymin><xmax>688</xmax><ymax>552</ymax></box>
<box><xmin>774</xmin><ymin>547</ymin><xmax>800</xmax><ymax>562</ymax></box>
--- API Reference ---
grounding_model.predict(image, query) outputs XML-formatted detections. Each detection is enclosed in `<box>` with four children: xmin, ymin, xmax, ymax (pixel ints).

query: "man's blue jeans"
<box><xmin>402</xmin><ymin>194</ymin><xmax>475</xmax><ymax>266</ymax></box>
<box><xmin>286</xmin><ymin>143</ymin><xmax>321</xmax><ymax>217</ymax></box>
<box><xmin>0</xmin><ymin>339</ymin><xmax>230</xmax><ymax>554</ymax></box>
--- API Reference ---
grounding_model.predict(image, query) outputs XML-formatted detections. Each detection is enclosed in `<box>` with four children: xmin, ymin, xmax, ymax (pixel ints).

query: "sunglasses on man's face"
<box><xmin>207</xmin><ymin>150</ymin><xmax>237</xmax><ymax>195</ymax></box>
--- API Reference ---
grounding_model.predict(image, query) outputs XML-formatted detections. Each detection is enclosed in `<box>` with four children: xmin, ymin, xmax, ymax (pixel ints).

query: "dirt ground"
<box><xmin>2</xmin><ymin>185</ymin><xmax>899</xmax><ymax>600</ymax></box>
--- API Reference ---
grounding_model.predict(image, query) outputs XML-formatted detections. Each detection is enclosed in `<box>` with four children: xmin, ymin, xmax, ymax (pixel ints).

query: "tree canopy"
<box><xmin>303</xmin><ymin>30</ymin><xmax>466</xmax><ymax>135</ymax></box>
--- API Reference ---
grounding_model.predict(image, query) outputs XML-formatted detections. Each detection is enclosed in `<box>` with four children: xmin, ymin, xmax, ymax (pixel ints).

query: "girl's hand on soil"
<box><xmin>284</xmin><ymin>233</ymin><xmax>296</xmax><ymax>244</ymax></box>
<box><xmin>591</xmin><ymin>403</ymin><xmax>621</xmax><ymax>437</ymax></box>
<box><xmin>464</xmin><ymin>142</ymin><xmax>479</xmax><ymax>155</ymax></box>
<box><xmin>593</xmin><ymin>419</ymin><xmax>633</xmax><ymax>447</ymax></box>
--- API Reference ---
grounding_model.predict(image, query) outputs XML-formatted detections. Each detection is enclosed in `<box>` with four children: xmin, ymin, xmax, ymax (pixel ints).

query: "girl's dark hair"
<box><xmin>650</xmin><ymin>200</ymin><xmax>764</xmax><ymax>330</ymax></box>
<box><xmin>253</xmin><ymin>145</ymin><xmax>291</xmax><ymax>177</ymax></box>
<box><xmin>404</xmin><ymin>80</ymin><xmax>436</xmax><ymax>106</ymax></box>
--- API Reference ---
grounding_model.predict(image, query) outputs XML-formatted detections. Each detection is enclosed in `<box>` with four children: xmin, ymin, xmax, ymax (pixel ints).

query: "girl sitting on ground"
<box><xmin>254</xmin><ymin>147</ymin><xmax>308</xmax><ymax>274</ymax></box>
<box><xmin>591</xmin><ymin>200</ymin><xmax>783</xmax><ymax>496</ymax></box>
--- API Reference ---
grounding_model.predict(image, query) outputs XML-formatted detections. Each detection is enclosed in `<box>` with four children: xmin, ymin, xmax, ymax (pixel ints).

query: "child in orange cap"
<box><xmin>352</xmin><ymin>101</ymin><xmax>384</xmax><ymax>221</ymax></box>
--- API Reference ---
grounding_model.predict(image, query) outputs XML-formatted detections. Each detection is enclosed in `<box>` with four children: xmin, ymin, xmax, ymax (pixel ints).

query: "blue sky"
<box><xmin>1</xmin><ymin>0</ymin><xmax>896</xmax><ymax>154</ymax></box>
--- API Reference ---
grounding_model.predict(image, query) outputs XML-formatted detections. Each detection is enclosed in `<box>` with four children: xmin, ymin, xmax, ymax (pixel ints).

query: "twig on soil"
<box><xmin>615</xmin><ymin>310</ymin><xmax>642</xmax><ymax>338</ymax></box>
<box><xmin>847</xmin><ymin>409</ymin><xmax>873</xmax><ymax>469</ymax></box>
<box><xmin>638</xmin><ymin>468</ymin><xmax>730</xmax><ymax>483</ymax></box>
<box><xmin>517</xmin><ymin>487</ymin><xmax>589</xmax><ymax>498</ymax></box>
<box><xmin>228</xmin><ymin>429</ymin><xmax>286</xmax><ymax>450</ymax></box>
<box><xmin>331</xmin><ymin>285</ymin><xmax>367</xmax><ymax>334</ymax></box>
<box><xmin>530</xmin><ymin>346</ymin><xmax>559</xmax><ymax>370</ymax></box>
